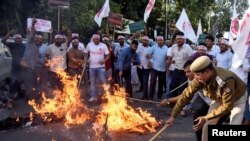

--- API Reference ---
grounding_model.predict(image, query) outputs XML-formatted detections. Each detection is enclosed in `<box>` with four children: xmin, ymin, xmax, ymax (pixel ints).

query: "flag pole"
<box><xmin>113</xmin><ymin>26</ymin><xmax>116</xmax><ymax>41</ymax></box>
<box><xmin>106</xmin><ymin>18</ymin><xmax>109</xmax><ymax>36</ymax></box>
<box><xmin>144</xmin><ymin>22</ymin><xmax>148</xmax><ymax>36</ymax></box>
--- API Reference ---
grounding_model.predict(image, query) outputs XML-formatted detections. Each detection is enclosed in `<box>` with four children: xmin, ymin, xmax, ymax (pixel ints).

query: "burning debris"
<box><xmin>94</xmin><ymin>85</ymin><xmax>160</xmax><ymax>134</ymax></box>
<box><xmin>2</xmin><ymin>60</ymin><xmax>160</xmax><ymax>140</ymax></box>
<box><xmin>28</xmin><ymin>69</ymin><xmax>90</xmax><ymax>127</ymax></box>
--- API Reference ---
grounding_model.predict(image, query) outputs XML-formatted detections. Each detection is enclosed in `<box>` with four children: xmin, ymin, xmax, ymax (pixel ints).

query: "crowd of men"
<box><xmin>0</xmin><ymin>18</ymin><xmax>250</xmax><ymax>141</ymax></box>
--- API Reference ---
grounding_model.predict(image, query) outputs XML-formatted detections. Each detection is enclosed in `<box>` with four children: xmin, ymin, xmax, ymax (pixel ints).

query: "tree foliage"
<box><xmin>0</xmin><ymin>0</ymin><xmax>249</xmax><ymax>40</ymax></box>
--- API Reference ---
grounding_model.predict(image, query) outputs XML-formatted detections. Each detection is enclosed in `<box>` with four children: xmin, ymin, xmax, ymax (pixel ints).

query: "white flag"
<box><xmin>196</xmin><ymin>19</ymin><xmax>202</xmax><ymax>41</ymax></box>
<box><xmin>94</xmin><ymin>0</ymin><xmax>110</xmax><ymax>27</ymax></box>
<box><xmin>239</xmin><ymin>7</ymin><xmax>250</xmax><ymax>34</ymax></box>
<box><xmin>231</xmin><ymin>16</ymin><xmax>250</xmax><ymax>69</ymax></box>
<box><xmin>229</xmin><ymin>0</ymin><xmax>239</xmax><ymax>45</ymax></box>
<box><xmin>175</xmin><ymin>9</ymin><xmax>197</xmax><ymax>43</ymax></box>
<box><xmin>144</xmin><ymin>0</ymin><xmax>155</xmax><ymax>23</ymax></box>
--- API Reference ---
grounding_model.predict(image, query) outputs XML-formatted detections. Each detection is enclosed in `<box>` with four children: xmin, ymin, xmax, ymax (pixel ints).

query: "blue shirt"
<box><xmin>118</xmin><ymin>47</ymin><xmax>140</xmax><ymax>71</ymax></box>
<box><xmin>113</xmin><ymin>43</ymin><xmax>130</xmax><ymax>57</ymax></box>
<box><xmin>147</xmin><ymin>44</ymin><xmax>168</xmax><ymax>72</ymax></box>
<box><xmin>113</xmin><ymin>43</ymin><xmax>129</xmax><ymax>70</ymax></box>
<box><xmin>38</xmin><ymin>44</ymin><xmax>48</xmax><ymax>65</ymax></box>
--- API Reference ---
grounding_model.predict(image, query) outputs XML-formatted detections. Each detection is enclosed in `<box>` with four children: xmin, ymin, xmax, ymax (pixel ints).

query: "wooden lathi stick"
<box><xmin>148</xmin><ymin>124</ymin><xmax>170</xmax><ymax>141</ymax></box>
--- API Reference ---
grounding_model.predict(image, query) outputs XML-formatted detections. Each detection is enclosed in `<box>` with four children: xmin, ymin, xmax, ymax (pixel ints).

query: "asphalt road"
<box><xmin>0</xmin><ymin>84</ymin><xmax>196</xmax><ymax>141</ymax></box>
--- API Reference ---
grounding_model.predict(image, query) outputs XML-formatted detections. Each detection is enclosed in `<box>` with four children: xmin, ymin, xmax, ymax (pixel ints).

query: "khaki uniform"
<box><xmin>172</xmin><ymin>56</ymin><xmax>248</xmax><ymax>141</ymax></box>
<box><xmin>172</xmin><ymin>67</ymin><xmax>246</xmax><ymax>120</ymax></box>
<box><xmin>172</xmin><ymin>67</ymin><xmax>247</xmax><ymax>141</ymax></box>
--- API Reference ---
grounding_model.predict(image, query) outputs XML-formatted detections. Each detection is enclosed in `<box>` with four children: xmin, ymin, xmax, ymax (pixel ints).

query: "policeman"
<box><xmin>164</xmin><ymin>56</ymin><xmax>247</xmax><ymax>141</ymax></box>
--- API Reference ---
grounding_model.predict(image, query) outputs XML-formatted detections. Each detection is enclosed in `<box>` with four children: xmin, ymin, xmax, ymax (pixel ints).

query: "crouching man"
<box><xmin>165</xmin><ymin>56</ymin><xmax>247</xmax><ymax>141</ymax></box>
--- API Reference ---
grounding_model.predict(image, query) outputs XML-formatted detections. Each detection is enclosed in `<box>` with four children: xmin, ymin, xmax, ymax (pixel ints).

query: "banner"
<box><xmin>129</xmin><ymin>21</ymin><xmax>144</xmax><ymax>34</ymax></box>
<box><xmin>231</xmin><ymin>16</ymin><xmax>250</xmax><ymax>69</ymax></box>
<box><xmin>108</xmin><ymin>12</ymin><xmax>123</xmax><ymax>27</ymax></box>
<box><xmin>175</xmin><ymin>8</ymin><xmax>197</xmax><ymax>43</ymax></box>
<box><xmin>27</xmin><ymin>18</ymin><xmax>52</xmax><ymax>33</ymax></box>
<box><xmin>94</xmin><ymin>0</ymin><xmax>110</xmax><ymax>27</ymax></box>
<box><xmin>229</xmin><ymin>0</ymin><xmax>239</xmax><ymax>45</ymax></box>
<box><xmin>144</xmin><ymin>0</ymin><xmax>155</xmax><ymax>23</ymax></box>
<box><xmin>48</xmin><ymin>0</ymin><xmax>70</xmax><ymax>7</ymax></box>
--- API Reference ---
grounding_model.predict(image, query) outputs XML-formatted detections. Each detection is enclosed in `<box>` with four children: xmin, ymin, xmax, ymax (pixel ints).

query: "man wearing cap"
<box><xmin>166</xmin><ymin>56</ymin><xmax>247</xmax><ymax>141</ymax></box>
<box><xmin>147</xmin><ymin>36</ymin><xmax>168</xmax><ymax>101</ymax></box>
<box><xmin>216</xmin><ymin>39</ymin><xmax>233</xmax><ymax>69</ymax></box>
<box><xmin>85</xmin><ymin>34</ymin><xmax>110</xmax><ymax>102</ymax></box>
<box><xmin>136</xmin><ymin>36</ymin><xmax>151</xmax><ymax>99</ymax></box>
<box><xmin>166</xmin><ymin>31</ymin><xmax>193</xmax><ymax>98</ymax></box>
<box><xmin>161</xmin><ymin>60</ymin><xmax>212</xmax><ymax>141</ymax></box>
<box><xmin>113</xmin><ymin>35</ymin><xmax>129</xmax><ymax>84</ymax></box>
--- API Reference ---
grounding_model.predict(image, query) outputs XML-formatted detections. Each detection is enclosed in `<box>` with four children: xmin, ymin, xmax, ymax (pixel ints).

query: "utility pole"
<box><xmin>165</xmin><ymin>0</ymin><xmax>169</xmax><ymax>39</ymax></box>
<box><xmin>57</xmin><ymin>6</ymin><xmax>60</xmax><ymax>31</ymax></box>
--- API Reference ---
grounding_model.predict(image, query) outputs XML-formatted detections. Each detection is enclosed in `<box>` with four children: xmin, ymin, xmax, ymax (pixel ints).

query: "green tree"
<box><xmin>0</xmin><ymin>0</ymin><xmax>23</xmax><ymax>35</ymax></box>
<box><xmin>209</xmin><ymin>0</ymin><xmax>248</xmax><ymax>34</ymax></box>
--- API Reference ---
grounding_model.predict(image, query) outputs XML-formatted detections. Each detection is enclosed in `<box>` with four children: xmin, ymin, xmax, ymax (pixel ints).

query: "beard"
<box><xmin>73</xmin><ymin>45</ymin><xmax>78</xmax><ymax>48</ymax></box>
<box><xmin>130</xmin><ymin>49</ymin><xmax>136</xmax><ymax>54</ymax></box>
<box><xmin>36</xmin><ymin>42</ymin><xmax>42</xmax><ymax>47</ymax></box>
<box><xmin>55</xmin><ymin>42</ymin><xmax>62</xmax><ymax>47</ymax></box>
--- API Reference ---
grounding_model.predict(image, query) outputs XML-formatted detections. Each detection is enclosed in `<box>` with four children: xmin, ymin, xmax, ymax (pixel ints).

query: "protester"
<box><xmin>67</xmin><ymin>36</ymin><xmax>86</xmax><ymax>77</ymax></box>
<box><xmin>188</xmin><ymin>43</ymin><xmax>216</xmax><ymax>64</ymax></box>
<box><xmin>147</xmin><ymin>36</ymin><xmax>168</xmax><ymax>101</ymax></box>
<box><xmin>113</xmin><ymin>35</ymin><xmax>129</xmax><ymax>84</ymax></box>
<box><xmin>85</xmin><ymin>34</ymin><xmax>110</xmax><ymax>102</ymax></box>
<box><xmin>216</xmin><ymin>39</ymin><xmax>233</xmax><ymax>69</ymax></box>
<box><xmin>118</xmin><ymin>40</ymin><xmax>140</xmax><ymax>97</ymax></box>
<box><xmin>67</xmin><ymin>32</ymin><xmax>85</xmax><ymax>52</ymax></box>
<box><xmin>21</xmin><ymin>18</ymin><xmax>48</xmax><ymax>100</ymax></box>
<box><xmin>166</xmin><ymin>32</ymin><xmax>193</xmax><ymax>98</ymax></box>
<box><xmin>165</xmin><ymin>39</ymin><xmax>172</xmax><ymax>47</ymax></box>
<box><xmin>1</xmin><ymin>30</ymin><xmax>26</xmax><ymax>100</ymax></box>
<box><xmin>136</xmin><ymin>36</ymin><xmax>151</xmax><ymax>99</ymax></box>
<box><xmin>46</xmin><ymin>33</ymin><xmax>68</xmax><ymax>90</ymax></box>
<box><xmin>102</xmin><ymin>36</ymin><xmax>114</xmax><ymax>81</ymax></box>
<box><xmin>205</xmin><ymin>35</ymin><xmax>220</xmax><ymax>57</ymax></box>
<box><xmin>165</xmin><ymin>43</ymin><xmax>175</xmax><ymax>97</ymax></box>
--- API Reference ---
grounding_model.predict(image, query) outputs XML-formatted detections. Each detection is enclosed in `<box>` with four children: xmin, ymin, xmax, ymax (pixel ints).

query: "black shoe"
<box><xmin>136</xmin><ymin>87</ymin><xmax>143</xmax><ymax>93</ymax></box>
<box><xmin>136</xmin><ymin>89</ymin><xmax>142</xmax><ymax>93</ymax></box>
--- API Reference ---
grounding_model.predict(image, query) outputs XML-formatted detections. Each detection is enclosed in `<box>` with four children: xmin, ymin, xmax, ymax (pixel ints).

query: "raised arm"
<box><xmin>1</xmin><ymin>30</ymin><xmax>16</xmax><ymax>46</ymax></box>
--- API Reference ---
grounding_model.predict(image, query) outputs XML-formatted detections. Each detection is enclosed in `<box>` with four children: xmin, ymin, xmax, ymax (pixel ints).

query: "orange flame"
<box><xmin>16</xmin><ymin>117</ymin><xmax>20</xmax><ymax>122</ymax></box>
<box><xmin>95</xmin><ymin>85</ymin><xmax>159</xmax><ymax>134</ymax></box>
<box><xmin>28</xmin><ymin>68</ymin><xmax>90</xmax><ymax>127</ymax></box>
<box><xmin>29</xmin><ymin>112</ymin><xmax>34</xmax><ymax>121</ymax></box>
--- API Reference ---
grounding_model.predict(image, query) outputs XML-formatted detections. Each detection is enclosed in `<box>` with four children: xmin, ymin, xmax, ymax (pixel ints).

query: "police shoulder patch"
<box><xmin>216</xmin><ymin>76</ymin><xmax>225</xmax><ymax>87</ymax></box>
<box><xmin>223</xmin><ymin>87</ymin><xmax>231</xmax><ymax>93</ymax></box>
